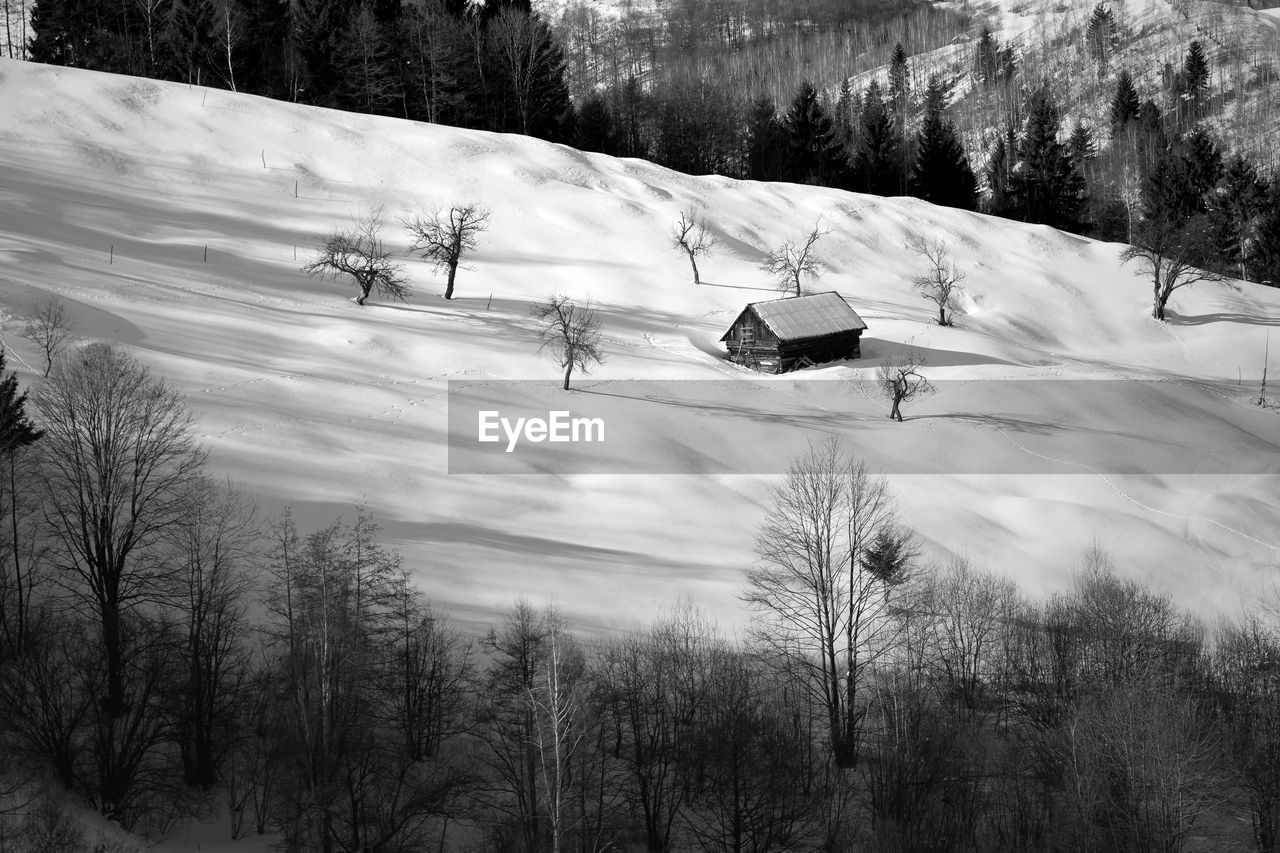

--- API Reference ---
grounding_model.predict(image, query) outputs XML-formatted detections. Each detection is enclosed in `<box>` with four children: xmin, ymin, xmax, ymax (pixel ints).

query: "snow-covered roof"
<box><xmin>722</xmin><ymin>291</ymin><xmax>868</xmax><ymax>342</ymax></box>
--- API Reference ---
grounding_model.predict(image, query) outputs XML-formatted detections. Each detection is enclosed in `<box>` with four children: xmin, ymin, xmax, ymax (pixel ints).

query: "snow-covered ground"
<box><xmin>1</xmin><ymin>58</ymin><xmax>1278</xmax><ymax>651</ymax></box>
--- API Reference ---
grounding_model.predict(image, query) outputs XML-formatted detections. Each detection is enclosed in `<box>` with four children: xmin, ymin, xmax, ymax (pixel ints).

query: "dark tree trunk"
<box><xmin>445</xmin><ymin>262</ymin><xmax>457</xmax><ymax>299</ymax></box>
<box><xmin>562</xmin><ymin>362</ymin><xmax>572</xmax><ymax>390</ymax></box>
<box><xmin>103</xmin><ymin>603</ymin><xmax>126</xmax><ymax>716</ymax></box>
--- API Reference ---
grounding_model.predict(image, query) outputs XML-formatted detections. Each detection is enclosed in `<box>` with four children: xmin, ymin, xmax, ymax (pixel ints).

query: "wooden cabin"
<box><xmin>720</xmin><ymin>291</ymin><xmax>867</xmax><ymax>373</ymax></box>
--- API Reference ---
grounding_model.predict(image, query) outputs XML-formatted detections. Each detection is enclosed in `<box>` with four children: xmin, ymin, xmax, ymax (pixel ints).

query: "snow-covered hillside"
<box><xmin>1</xmin><ymin>58</ymin><xmax>1278</xmax><ymax>639</ymax></box>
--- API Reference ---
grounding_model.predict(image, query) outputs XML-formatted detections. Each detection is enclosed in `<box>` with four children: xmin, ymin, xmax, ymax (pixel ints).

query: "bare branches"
<box><xmin>877</xmin><ymin>345</ymin><xmax>934</xmax><ymax>421</ymax></box>
<box><xmin>671</xmin><ymin>207</ymin><xmax>714</xmax><ymax>284</ymax></box>
<box><xmin>21</xmin><ymin>297</ymin><xmax>73</xmax><ymax>377</ymax></box>
<box><xmin>405</xmin><ymin>203</ymin><xmax>492</xmax><ymax>300</ymax></box>
<box><xmin>303</xmin><ymin>208</ymin><xmax>409</xmax><ymax>306</ymax></box>
<box><xmin>743</xmin><ymin>437</ymin><xmax>914</xmax><ymax>768</ymax></box>
<box><xmin>761</xmin><ymin>220</ymin><xmax>827</xmax><ymax>297</ymax></box>
<box><xmin>1121</xmin><ymin>217</ymin><xmax>1223</xmax><ymax>321</ymax></box>
<box><xmin>908</xmin><ymin>237</ymin><xmax>966</xmax><ymax>327</ymax></box>
<box><xmin>531</xmin><ymin>295</ymin><xmax>605</xmax><ymax>390</ymax></box>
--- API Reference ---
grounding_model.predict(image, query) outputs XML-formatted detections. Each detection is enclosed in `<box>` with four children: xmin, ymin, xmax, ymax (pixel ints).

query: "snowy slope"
<box><xmin>1</xmin><ymin>58</ymin><xmax>1278</xmax><ymax>649</ymax></box>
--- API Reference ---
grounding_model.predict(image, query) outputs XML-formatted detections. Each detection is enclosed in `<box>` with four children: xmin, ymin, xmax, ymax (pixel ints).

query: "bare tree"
<box><xmin>22</xmin><ymin>297</ymin><xmax>74</xmax><ymax>377</ymax></box>
<box><xmin>215</xmin><ymin>0</ymin><xmax>243</xmax><ymax>92</ymax></box>
<box><xmin>1057</xmin><ymin>682</ymin><xmax>1224</xmax><ymax>852</ymax></box>
<box><xmin>743</xmin><ymin>438</ymin><xmax>916</xmax><ymax>768</ymax></box>
<box><xmin>489</xmin><ymin>7</ymin><xmax>566</xmax><ymax>136</ymax></box>
<box><xmin>531</xmin><ymin>295</ymin><xmax>605</xmax><ymax>390</ymax></box>
<box><xmin>1121</xmin><ymin>217</ymin><xmax>1223</xmax><ymax>321</ymax></box>
<box><xmin>761</xmin><ymin>221</ymin><xmax>827</xmax><ymax>297</ymax></box>
<box><xmin>877</xmin><ymin>346</ymin><xmax>933</xmax><ymax>421</ymax></box>
<box><xmin>918</xmin><ymin>557</ymin><xmax>1019</xmax><ymax>713</ymax></box>
<box><xmin>671</xmin><ymin>207</ymin><xmax>714</xmax><ymax>284</ymax></box>
<box><xmin>33</xmin><ymin>342</ymin><xmax>206</xmax><ymax>719</ymax></box>
<box><xmin>165</xmin><ymin>477</ymin><xmax>256</xmax><ymax>790</ymax></box>
<box><xmin>597</xmin><ymin>602</ymin><xmax>717</xmax><ymax>852</ymax></box>
<box><xmin>303</xmin><ymin>208</ymin><xmax>410</xmax><ymax>306</ymax></box>
<box><xmin>529</xmin><ymin>607</ymin><xmax>585</xmax><ymax>853</ymax></box>
<box><xmin>404</xmin><ymin>204</ymin><xmax>492</xmax><ymax>300</ymax></box>
<box><xmin>25</xmin><ymin>348</ymin><xmax>202</xmax><ymax>827</ymax></box>
<box><xmin>0</xmin><ymin>347</ymin><xmax>43</xmax><ymax>657</ymax></box>
<box><xmin>909</xmin><ymin>237</ymin><xmax>966</xmax><ymax>327</ymax></box>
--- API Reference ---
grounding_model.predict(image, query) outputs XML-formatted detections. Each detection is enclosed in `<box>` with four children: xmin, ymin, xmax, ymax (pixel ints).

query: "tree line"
<box><xmin>2</xmin><ymin>345</ymin><xmax>1279</xmax><ymax>852</ymax></box>
<box><xmin>26</xmin><ymin>0</ymin><xmax>575</xmax><ymax>140</ymax></box>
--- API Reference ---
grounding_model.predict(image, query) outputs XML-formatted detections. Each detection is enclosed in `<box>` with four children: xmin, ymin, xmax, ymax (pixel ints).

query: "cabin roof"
<box><xmin>720</xmin><ymin>292</ymin><xmax>868</xmax><ymax>343</ymax></box>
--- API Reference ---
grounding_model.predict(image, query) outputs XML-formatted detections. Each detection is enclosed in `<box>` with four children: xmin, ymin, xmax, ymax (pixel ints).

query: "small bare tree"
<box><xmin>531</xmin><ymin>295</ymin><xmax>605</xmax><ymax>390</ymax></box>
<box><xmin>671</xmin><ymin>207</ymin><xmax>714</xmax><ymax>284</ymax></box>
<box><xmin>303</xmin><ymin>208</ymin><xmax>409</xmax><ymax>306</ymax></box>
<box><xmin>909</xmin><ymin>237</ymin><xmax>966</xmax><ymax>327</ymax></box>
<box><xmin>761</xmin><ymin>221</ymin><xmax>827</xmax><ymax>297</ymax></box>
<box><xmin>877</xmin><ymin>346</ymin><xmax>934</xmax><ymax>421</ymax></box>
<box><xmin>404</xmin><ymin>203</ymin><xmax>492</xmax><ymax>300</ymax></box>
<box><xmin>1121</xmin><ymin>218</ymin><xmax>1222</xmax><ymax>321</ymax></box>
<box><xmin>22</xmin><ymin>297</ymin><xmax>73</xmax><ymax>377</ymax></box>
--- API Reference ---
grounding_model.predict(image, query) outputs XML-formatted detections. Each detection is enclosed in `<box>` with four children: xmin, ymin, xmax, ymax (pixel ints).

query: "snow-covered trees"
<box><xmin>304</xmin><ymin>209</ymin><xmax>410</xmax><ymax>306</ymax></box>
<box><xmin>405</xmin><ymin>204</ymin><xmax>492</xmax><ymax>300</ymax></box>
<box><xmin>531</xmin><ymin>295</ymin><xmax>605</xmax><ymax>390</ymax></box>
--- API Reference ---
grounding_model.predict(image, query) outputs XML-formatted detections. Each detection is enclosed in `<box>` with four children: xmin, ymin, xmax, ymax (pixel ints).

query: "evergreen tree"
<box><xmin>236</xmin><ymin>0</ymin><xmax>291</xmax><ymax>98</ymax></box>
<box><xmin>400</xmin><ymin>0</ymin><xmax>476</xmax><ymax>126</ymax></box>
<box><xmin>29</xmin><ymin>0</ymin><xmax>134</xmax><ymax>71</ymax></box>
<box><xmin>575</xmin><ymin>93</ymin><xmax>619</xmax><ymax>155</ymax></box>
<box><xmin>851</xmin><ymin>80</ymin><xmax>903</xmax><ymax>196</ymax></box>
<box><xmin>0</xmin><ymin>350</ymin><xmax>41</xmax><ymax>455</ymax></box>
<box><xmin>1068</xmin><ymin>121</ymin><xmax>1096</xmax><ymax>168</ymax></box>
<box><xmin>1008</xmin><ymin>86</ymin><xmax>1085</xmax><ymax>230</ymax></box>
<box><xmin>975</xmin><ymin>26</ymin><xmax>998</xmax><ymax>85</ymax></box>
<box><xmin>745</xmin><ymin>95</ymin><xmax>788</xmax><ymax>182</ymax></box>
<box><xmin>888</xmin><ymin>42</ymin><xmax>910</xmax><ymax>126</ymax></box>
<box><xmin>783</xmin><ymin>80</ymin><xmax>846</xmax><ymax>186</ymax></box>
<box><xmin>1178</xmin><ymin>40</ymin><xmax>1210</xmax><ymax>122</ymax></box>
<box><xmin>984</xmin><ymin>124</ymin><xmax>1017</xmax><ymax>217</ymax></box>
<box><xmin>833</xmin><ymin>78</ymin><xmax>858</xmax><ymax>153</ymax></box>
<box><xmin>1143</xmin><ymin>145</ymin><xmax>1199</xmax><ymax>232</ymax></box>
<box><xmin>910</xmin><ymin>75</ymin><xmax>976</xmax><ymax>211</ymax></box>
<box><xmin>336</xmin><ymin>4</ymin><xmax>399</xmax><ymax>115</ymax></box>
<box><xmin>1180</xmin><ymin>125</ymin><xmax>1223</xmax><ymax>203</ymax></box>
<box><xmin>1254</xmin><ymin>189</ymin><xmax>1280</xmax><ymax>286</ymax></box>
<box><xmin>0</xmin><ymin>347</ymin><xmax>43</xmax><ymax>657</ymax></box>
<box><xmin>164</xmin><ymin>0</ymin><xmax>219</xmax><ymax>85</ymax></box>
<box><xmin>293</xmin><ymin>0</ymin><xmax>346</xmax><ymax>106</ymax></box>
<box><xmin>1208</xmin><ymin>154</ymin><xmax>1270</xmax><ymax>280</ymax></box>
<box><xmin>1086</xmin><ymin>3</ymin><xmax>1117</xmax><ymax>71</ymax></box>
<box><xmin>1109</xmin><ymin>69</ymin><xmax>1141</xmax><ymax>137</ymax></box>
